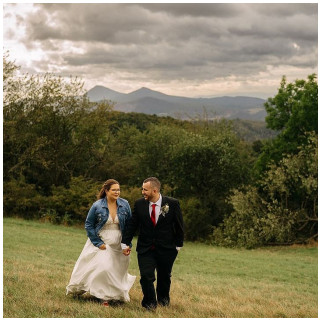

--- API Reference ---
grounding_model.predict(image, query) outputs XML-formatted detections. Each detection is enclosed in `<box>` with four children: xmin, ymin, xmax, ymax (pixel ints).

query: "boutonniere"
<box><xmin>160</xmin><ymin>203</ymin><xmax>169</xmax><ymax>217</ymax></box>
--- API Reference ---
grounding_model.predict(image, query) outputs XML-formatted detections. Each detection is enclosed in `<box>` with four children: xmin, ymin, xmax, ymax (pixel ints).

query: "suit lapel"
<box><xmin>142</xmin><ymin>199</ymin><xmax>154</xmax><ymax>226</ymax></box>
<box><xmin>143</xmin><ymin>196</ymin><xmax>169</xmax><ymax>227</ymax></box>
<box><xmin>156</xmin><ymin>196</ymin><xmax>167</xmax><ymax>225</ymax></box>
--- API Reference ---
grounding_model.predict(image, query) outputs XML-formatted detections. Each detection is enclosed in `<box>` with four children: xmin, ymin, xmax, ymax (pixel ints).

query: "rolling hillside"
<box><xmin>86</xmin><ymin>86</ymin><xmax>267</xmax><ymax>121</ymax></box>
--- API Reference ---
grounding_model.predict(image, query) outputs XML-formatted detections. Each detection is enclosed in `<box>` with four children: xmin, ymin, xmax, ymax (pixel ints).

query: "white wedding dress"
<box><xmin>66</xmin><ymin>215</ymin><xmax>136</xmax><ymax>301</ymax></box>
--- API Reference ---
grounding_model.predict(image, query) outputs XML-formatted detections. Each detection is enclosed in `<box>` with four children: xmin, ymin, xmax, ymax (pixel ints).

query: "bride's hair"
<box><xmin>97</xmin><ymin>179</ymin><xmax>120</xmax><ymax>199</ymax></box>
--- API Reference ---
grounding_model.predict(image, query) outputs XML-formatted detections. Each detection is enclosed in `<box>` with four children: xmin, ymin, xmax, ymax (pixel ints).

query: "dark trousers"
<box><xmin>138</xmin><ymin>248</ymin><xmax>178</xmax><ymax>309</ymax></box>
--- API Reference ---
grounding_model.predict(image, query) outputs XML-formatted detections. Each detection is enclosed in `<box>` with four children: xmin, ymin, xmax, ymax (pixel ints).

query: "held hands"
<box><xmin>122</xmin><ymin>247</ymin><xmax>131</xmax><ymax>256</ymax></box>
<box><xmin>99</xmin><ymin>244</ymin><xmax>106</xmax><ymax>250</ymax></box>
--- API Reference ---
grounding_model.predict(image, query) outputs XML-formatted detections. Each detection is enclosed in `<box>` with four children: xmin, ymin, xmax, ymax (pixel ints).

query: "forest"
<box><xmin>3</xmin><ymin>53</ymin><xmax>318</xmax><ymax>248</ymax></box>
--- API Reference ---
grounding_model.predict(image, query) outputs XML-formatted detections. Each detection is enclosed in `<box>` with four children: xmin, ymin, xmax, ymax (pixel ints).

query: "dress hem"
<box><xmin>66</xmin><ymin>284</ymin><xmax>133</xmax><ymax>302</ymax></box>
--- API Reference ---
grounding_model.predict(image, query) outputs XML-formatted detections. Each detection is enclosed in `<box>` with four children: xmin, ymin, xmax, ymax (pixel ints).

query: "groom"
<box><xmin>121</xmin><ymin>177</ymin><xmax>184</xmax><ymax>310</ymax></box>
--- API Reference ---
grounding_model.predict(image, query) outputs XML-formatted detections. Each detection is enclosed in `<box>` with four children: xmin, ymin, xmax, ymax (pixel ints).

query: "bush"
<box><xmin>213</xmin><ymin>133</ymin><xmax>318</xmax><ymax>248</ymax></box>
<box><xmin>180</xmin><ymin>197</ymin><xmax>212</xmax><ymax>241</ymax></box>
<box><xmin>120</xmin><ymin>185</ymin><xmax>142</xmax><ymax>209</ymax></box>
<box><xmin>45</xmin><ymin>176</ymin><xmax>100</xmax><ymax>225</ymax></box>
<box><xmin>3</xmin><ymin>176</ymin><xmax>100</xmax><ymax>225</ymax></box>
<box><xmin>212</xmin><ymin>188</ymin><xmax>299</xmax><ymax>248</ymax></box>
<box><xmin>3</xmin><ymin>179</ymin><xmax>45</xmax><ymax>219</ymax></box>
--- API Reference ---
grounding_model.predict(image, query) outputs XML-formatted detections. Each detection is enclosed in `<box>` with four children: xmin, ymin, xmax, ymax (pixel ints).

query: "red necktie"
<box><xmin>151</xmin><ymin>204</ymin><xmax>156</xmax><ymax>226</ymax></box>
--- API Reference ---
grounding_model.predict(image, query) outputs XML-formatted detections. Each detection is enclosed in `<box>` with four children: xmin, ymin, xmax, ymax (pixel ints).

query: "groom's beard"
<box><xmin>143</xmin><ymin>194</ymin><xmax>150</xmax><ymax>201</ymax></box>
<box><xmin>143</xmin><ymin>193</ymin><xmax>160</xmax><ymax>203</ymax></box>
<box><xmin>143</xmin><ymin>193</ymin><xmax>155</xmax><ymax>202</ymax></box>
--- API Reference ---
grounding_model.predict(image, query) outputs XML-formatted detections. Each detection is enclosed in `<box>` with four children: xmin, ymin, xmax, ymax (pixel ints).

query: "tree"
<box><xmin>213</xmin><ymin>132</ymin><xmax>317</xmax><ymax>248</ymax></box>
<box><xmin>265</xmin><ymin>74</ymin><xmax>317</xmax><ymax>134</ymax></box>
<box><xmin>3</xmin><ymin>53</ymin><xmax>113</xmax><ymax>194</ymax></box>
<box><xmin>256</xmin><ymin>74</ymin><xmax>318</xmax><ymax>174</ymax></box>
<box><xmin>170</xmin><ymin>123</ymin><xmax>252</xmax><ymax>229</ymax></box>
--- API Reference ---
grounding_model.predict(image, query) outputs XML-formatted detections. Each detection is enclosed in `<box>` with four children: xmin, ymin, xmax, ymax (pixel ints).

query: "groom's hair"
<box><xmin>144</xmin><ymin>177</ymin><xmax>161</xmax><ymax>192</ymax></box>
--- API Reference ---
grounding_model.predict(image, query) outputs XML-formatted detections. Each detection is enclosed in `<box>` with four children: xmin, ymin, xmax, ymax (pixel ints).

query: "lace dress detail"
<box><xmin>100</xmin><ymin>214</ymin><xmax>120</xmax><ymax>230</ymax></box>
<box><xmin>66</xmin><ymin>215</ymin><xmax>136</xmax><ymax>301</ymax></box>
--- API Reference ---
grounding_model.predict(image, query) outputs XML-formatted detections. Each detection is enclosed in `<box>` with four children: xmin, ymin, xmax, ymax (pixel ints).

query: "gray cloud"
<box><xmin>252</xmin><ymin>3</ymin><xmax>318</xmax><ymax>17</ymax></box>
<box><xmin>139</xmin><ymin>3</ymin><xmax>243</xmax><ymax>17</ymax></box>
<box><xmin>3</xmin><ymin>3</ymin><xmax>318</xmax><ymax>97</ymax></box>
<box><xmin>24</xmin><ymin>4</ymin><xmax>159</xmax><ymax>44</ymax></box>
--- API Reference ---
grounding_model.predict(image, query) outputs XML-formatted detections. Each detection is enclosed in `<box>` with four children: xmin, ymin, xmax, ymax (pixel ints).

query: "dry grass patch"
<box><xmin>3</xmin><ymin>218</ymin><xmax>318</xmax><ymax>318</ymax></box>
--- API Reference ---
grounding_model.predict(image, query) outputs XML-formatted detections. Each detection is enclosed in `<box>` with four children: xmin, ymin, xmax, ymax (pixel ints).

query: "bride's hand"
<box><xmin>122</xmin><ymin>248</ymin><xmax>131</xmax><ymax>256</ymax></box>
<box><xmin>99</xmin><ymin>244</ymin><xmax>106</xmax><ymax>250</ymax></box>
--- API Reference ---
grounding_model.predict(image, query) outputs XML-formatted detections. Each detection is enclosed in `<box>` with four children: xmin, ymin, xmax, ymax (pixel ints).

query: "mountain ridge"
<box><xmin>86</xmin><ymin>85</ymin><xmax>267</xmax><ymax>121</ymax></box>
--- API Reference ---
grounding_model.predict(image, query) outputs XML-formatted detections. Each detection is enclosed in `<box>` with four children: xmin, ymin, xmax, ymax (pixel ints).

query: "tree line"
<box><xmin>3</xmin><ymin>53</ymin><xmax>318</xmax><ymax>248</ymax></box>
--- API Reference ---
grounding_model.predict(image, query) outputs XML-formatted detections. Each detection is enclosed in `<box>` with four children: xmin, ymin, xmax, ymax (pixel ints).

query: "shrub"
<box><xmin>3</xmin><ymin>176</ymin><xmax>100</xmax><ymax>225</ymax></box>
<box><xmin>180</xmin><ymin>197</ymin><xmax>212</xmax><ymax>241</ymax></box>
<box><xmin>46</xmin><ymin>176</ymin><xmax>100</xmax><ymax>225</ymax></box>
<box><xmin>120</xmin><ymin>186</ymin><xmax>142</xmax><ymax>209</ymax></box>
<box><xmin>3</xmin><ymin>179</ymin><xmax>45</xmax><ymax>219</ymax></box>
<box><xmin>212</xmin><ymin>188</ymin><xmax>299</xmax><ymax>248</ymax></box>
<box><xmin>213</xmin><ymin>133</ymin><xmax>317</xmax><ymax>248</ymax></box>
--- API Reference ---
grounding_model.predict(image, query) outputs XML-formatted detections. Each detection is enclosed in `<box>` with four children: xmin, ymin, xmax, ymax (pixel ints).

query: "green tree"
<box><xmin>133</xmin><ymin>124</ymin><xmax>191</xmax><ymax>186</ymax></box>
<box><xmin>265</xmin><ymin>74</ymin><xmax>317</xmax><ymax>134</ymax></box>
<box><xmin>170</xmin><ymin>123</ymin><xmax>252</xmax><ymax>230</ymax></box>
<box><xmin>104</xmin><ymin>124</ymin><xmax>143</xmax><ymax>185</ymax></box>
<box><xmin>3</xmin><ymin>53</ymin><xmax>113</xmax><ymax>194</ymax></box>
<box><xmin>256</xmin><ymin>74</ymin><xmax>318</xmax><ymax>173</ymax></box>
<box><xmin>213</xmin><ymin>132</ymin><xmax>317</xmax><ymax>248</ymax></box>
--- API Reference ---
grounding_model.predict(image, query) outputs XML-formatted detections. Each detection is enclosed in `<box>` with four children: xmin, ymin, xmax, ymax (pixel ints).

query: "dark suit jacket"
<box><xmin>122</xmin><ymin>196</ymin><xmax>184</xmax><ymax>254</ymax></box>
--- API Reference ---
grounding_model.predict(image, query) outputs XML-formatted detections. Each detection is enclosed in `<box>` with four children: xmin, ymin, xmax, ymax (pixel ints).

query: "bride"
<box><xmin>66</xmin><ymin>179</ymin><xmax>136</xmax><ymax>306</ymax></box>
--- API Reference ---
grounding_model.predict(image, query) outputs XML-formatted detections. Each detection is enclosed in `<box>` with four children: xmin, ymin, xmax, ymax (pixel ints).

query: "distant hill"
<box><xmin>86</xmin><ymin>85</ymin><xmax>125</xmax><ymax>102</ymax></box>
<box><xmin>86</xmin><ymin>85</ymin><xmax>267</xmax><ymax>121</ymax></box>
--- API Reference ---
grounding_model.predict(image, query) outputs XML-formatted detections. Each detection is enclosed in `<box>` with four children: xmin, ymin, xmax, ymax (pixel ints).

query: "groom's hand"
<box><xmin>122</xmin><ymin>247</ymin><xmax>131</xmax><ymax>256</ymax></box>
<box><xmin>99</xmin><ymin>244</ymin><xmax>106</xmax><ymax>250</ymax></box>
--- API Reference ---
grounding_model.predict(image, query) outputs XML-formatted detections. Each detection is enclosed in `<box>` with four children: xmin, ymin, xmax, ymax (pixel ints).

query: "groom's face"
<box><xmin>142</xmin><ymin>182</ymin><xmax>157</xmax><ymax>202</ymax></box>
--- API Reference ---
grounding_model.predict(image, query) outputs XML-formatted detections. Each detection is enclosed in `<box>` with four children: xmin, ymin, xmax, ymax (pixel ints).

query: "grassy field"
<box><xmin>3</xmin><ymin>217</ymin><xmax>318</xmax><ymax>318</ymax></box>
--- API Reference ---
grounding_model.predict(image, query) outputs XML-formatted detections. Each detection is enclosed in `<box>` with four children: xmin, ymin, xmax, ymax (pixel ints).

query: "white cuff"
<box><xmin>121</xmin><ymin>243</ymin><xmax>129</xmax><ymax>250</ymax></box>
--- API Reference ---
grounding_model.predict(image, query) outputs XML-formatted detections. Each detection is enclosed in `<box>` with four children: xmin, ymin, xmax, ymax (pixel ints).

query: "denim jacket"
<box><xmin>84</xmin><ymin>197</ymin><xmax>132</xmax><ymax>248</ymax></box>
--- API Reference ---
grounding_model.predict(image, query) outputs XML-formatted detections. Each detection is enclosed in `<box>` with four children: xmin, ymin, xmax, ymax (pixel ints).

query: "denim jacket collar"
<box><xmin>101</xmin><ymin>197</ymin><xmax>123</xmax><ymax>208</ymax></box>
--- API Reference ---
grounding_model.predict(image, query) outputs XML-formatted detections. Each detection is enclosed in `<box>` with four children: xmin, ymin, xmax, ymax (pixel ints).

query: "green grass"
<box><xmin>3</xmin><ymin>217</ymin><xmax>318</xmax><ymax>318</ymax></box>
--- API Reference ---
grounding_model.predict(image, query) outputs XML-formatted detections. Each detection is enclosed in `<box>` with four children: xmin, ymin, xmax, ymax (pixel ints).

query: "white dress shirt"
<box><xmin>121</xmin><ymin>194</ymin><xmax>181</xmax><ymax>251</ymax></box>
<box><xmin>150</xmin><ymin>194</ymin><xmax>181</xmax><ymax>251</ymax></box>
<box><xmin>149</xmin><ymin>194</ymin><xmax>162</xmax><ymax>224</ymax></box>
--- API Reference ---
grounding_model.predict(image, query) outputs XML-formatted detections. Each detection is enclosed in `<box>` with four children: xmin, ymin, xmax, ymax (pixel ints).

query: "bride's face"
<box><xmin>106</xmin><ymin>184</ymin><xmax>120</xmax><ymax>201</ymax></box>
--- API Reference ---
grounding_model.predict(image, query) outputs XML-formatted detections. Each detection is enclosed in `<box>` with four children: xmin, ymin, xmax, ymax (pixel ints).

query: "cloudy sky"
<box><xmin>3</xmin><ymin>2</ymin><xmax>318</xmax><ymax>98</ymax></box>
